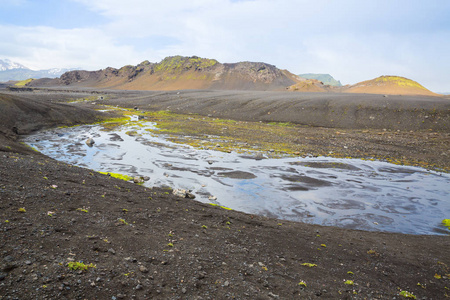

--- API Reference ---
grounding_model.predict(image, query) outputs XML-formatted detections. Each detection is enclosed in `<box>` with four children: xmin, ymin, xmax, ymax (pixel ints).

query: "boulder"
<box><xmin>85</xmin><ymin>138</ymin><xmax>95</xmax><ymax>147</ymax></box>
<box><xmin>172</xmin><ymin>189</ymin><xmax>196</xmax><ymax>199</ymax></box>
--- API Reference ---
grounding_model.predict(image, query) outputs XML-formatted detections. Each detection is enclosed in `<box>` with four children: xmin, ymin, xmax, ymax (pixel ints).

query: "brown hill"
<box><xmin>26</xmin><ymin>58</ymin><xmax>442</xmax><ymax>96</ymax></box>
<box><xmin>343</xmin><ymin>75</ymin><xmax>439</xmax><ymax>96</ymax></box>
<box><xmin>285</xmin><ymin>78</ymin><xmax>331</xmax><ymax>92</ymax></box>
<box><xmin>28</xmin><ymin>56</ymin><xmax>300</xmax><ymax>91</ymax></box>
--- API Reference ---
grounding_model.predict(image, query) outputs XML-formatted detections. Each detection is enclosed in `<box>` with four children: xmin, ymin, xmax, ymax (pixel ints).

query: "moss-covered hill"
<box><xmin>27</xmin><ymin>56</ymin><xmax>299</xmax><ymax>91</ymax></box>
<box><xmin>345</xmin><ymin>75</ymin><xmax>439</xmax><ymax>96</ymax></box>
<box><xmin>24</xmin><ymin>57</ymin><xmax>442</xmax><ymax>96</ymax></box>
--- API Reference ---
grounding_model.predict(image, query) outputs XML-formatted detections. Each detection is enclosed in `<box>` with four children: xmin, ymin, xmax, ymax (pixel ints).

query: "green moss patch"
<box><xmin>98</xmin><ymin>171</ymin><xmax>133</xmax><ymax>181</ymax></box>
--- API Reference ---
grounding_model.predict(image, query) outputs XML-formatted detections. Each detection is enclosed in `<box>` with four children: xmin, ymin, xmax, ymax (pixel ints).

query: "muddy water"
<box><xmin>23</xmin><ymin>118</ymin><xmax>450</xmax><ymax>235</ymax></box>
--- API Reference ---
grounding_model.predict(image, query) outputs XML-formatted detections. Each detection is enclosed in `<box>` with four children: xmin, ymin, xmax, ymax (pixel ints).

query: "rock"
<box><xmin>197</xmin><ymin>271</ymin><xmax>207</xmax><ymax>279</ymax></box>
<box><xmin>268</xmin><ymin>292</ymin><xmax>279</xmax><ymax>298</ymax></box>
<box><xmin>108</xmin><ymin>248</ymin><xmax>116</xmax><ymax>255</ymax></box>
<box><xmin>142</xmin><ymin>176</ymin><xmax>150</xmax><ymax>181</ymax></box>
<box><xmin>133</xmin><ymin>176</ymin><xmax>144</xmax><ymax>184</ymax></box>
<box><xmin>254</xmin><ymin>153</ymin><xmax>265</xmax><ymax>160</ymax></box>
<box><xmin>172</xmin><ymin>189</ymin><xmax>195</xmax><ymax>199</ymax></box>
<box><xmin>224</xmin><ymin>280</ymin><xmax>230</xmax><ymax>287</ymax></box>
<box><xmin>3</xmin><ymin>256</ymin><xmax>14</xmax><ymax>263</ymax></box>
<box><xmin>208</xmin><ymin>196</ymin><xmax>217</xmax><ymax>201</ymax></box>
<box><xmin>139</xmin><ymin>265</ymin><xmax>149</xmax><ymax>273</ymax></box>
<box><xmin>108</xmin><ymin>133</ymin><xmax>124</xmax><ymax>142</ymax></box>
<box><xmin>136</xmin><ymin>284</ymin><xmax>143</xmax><ymax>290</ymax></box>
<box><xmin>85</xmin><ymin>138</ymin><xmax>95</xmax><ymax>147</ymax></box>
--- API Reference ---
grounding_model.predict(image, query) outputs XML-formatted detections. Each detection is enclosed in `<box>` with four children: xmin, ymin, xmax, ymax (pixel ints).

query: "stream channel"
<box><xmin>23</xmin><ymin>116</ymin><xmax>450</xmax><ymax>235</ymax></box>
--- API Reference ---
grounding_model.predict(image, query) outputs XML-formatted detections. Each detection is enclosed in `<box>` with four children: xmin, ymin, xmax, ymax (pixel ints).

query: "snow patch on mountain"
<box><xmin>0</xmin><ymin>59</ymin><xmax>29</xmax><ymax>71</ymax></box>
<box><xmin>0</xmin><ymin>58</ymin><xmax>79</xmax><ymax>82</ymax></box>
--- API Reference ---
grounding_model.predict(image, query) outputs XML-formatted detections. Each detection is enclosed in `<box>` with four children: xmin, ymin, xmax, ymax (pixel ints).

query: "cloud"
<box><xmin>0</xmin><ymin>0</ymin><xmax>449</xmax><ymax>91</ymax></box>
<box><xmin>0</xmin><ymin>24</ymin><xmax>147</xmax><ymax>70</ymax></box>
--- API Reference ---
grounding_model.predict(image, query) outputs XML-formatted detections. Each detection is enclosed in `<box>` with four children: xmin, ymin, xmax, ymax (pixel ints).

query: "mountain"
<box><xmin>298</xmin><ymin>73</ymin><xmax>342</xmax><ymax>87</ymax></box>
<box><xmin>23</xmin><ymin>56</ymin><xmax>441</xmax><ymax>96</ymax></box>
<box><xmin>0</xmin><ymin>59</ymin><xmax>28</xmax><ymax>71</ymax></box>
<box><xmin>28</xmin><ymin>56</ymin><xmax>302</xmax><ymax>91</ymax></box>
<box><xmin>344</xmin><ymin>76</ymin><xmax>439</xmax><ymax>96</ymax></box>
<box><xmin>0</xmin><ymin>59</ymin><xmax>78</xmax><ymax>82</ymax></box>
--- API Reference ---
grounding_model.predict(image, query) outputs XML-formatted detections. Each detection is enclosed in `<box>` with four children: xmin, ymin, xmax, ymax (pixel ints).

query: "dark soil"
<box><xmin>0</xmin><ymin>88</ymin><xmax>449</xmax><ymax>299</ymax></box>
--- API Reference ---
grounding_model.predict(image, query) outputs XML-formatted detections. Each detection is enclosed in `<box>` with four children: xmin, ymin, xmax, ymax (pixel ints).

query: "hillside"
<box><xmin>299</xmin><ymin>73</ymin><xmax>342</xmax><ymax>86</ymax></box>
<box><xmin>24</xmin><ymin>57</ymin><xmax>442</xmax><ymax>96</ymax></box>
<box><xmin>28</xmin><ymin>56</ymin><xmax>300</xmax><ymax>91</ymax></box>
<box><xmin>285</xmin><ymin>78</ymin><xmax>331</xmax><ymax>92</ymax></box>
<box><xmin>0</xmin><ymin>90</ymin><xmax>449</xmax><ymax>299</ymax></box>
<box><xmin>344</xmin><ymin>75</ymin><xmax>439</xmax><ymax>96</ymax></box>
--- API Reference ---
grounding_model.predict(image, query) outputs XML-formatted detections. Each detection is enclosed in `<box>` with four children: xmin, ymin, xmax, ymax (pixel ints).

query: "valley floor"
<box><xmin>0</xmin><ymin>88</ymin><xmax>449</xmax><ymax>299</ymax></box>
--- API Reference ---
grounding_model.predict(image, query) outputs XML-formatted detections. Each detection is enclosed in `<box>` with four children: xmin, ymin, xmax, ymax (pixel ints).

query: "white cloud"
<box><xmin>0</xmin><ymin>24</ymin><xmax>150</xmax><ymax>70</ymax></box>
<box><xmin>0</xmin><ymin>0</ymin><xmax>448</xmax><ymax>91</ymax></box>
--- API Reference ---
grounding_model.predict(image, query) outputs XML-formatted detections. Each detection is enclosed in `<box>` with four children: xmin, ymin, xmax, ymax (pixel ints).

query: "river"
<box><xmin>22</xmin><ymin>116</ymin><xmax>450</xmax><ymax>235</ymax></box>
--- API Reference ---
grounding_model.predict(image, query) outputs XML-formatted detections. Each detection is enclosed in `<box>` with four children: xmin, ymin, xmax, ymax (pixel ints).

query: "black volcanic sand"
<box><xmin>0</xmin><ymin>88</ymin><xmax>449</xmax><ymax>299</ymax></box>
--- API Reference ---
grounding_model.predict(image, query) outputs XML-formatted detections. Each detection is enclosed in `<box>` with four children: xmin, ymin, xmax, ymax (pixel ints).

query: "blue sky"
<box><xmin>0</xmin><ymin>0</ymin><xmax>449</xmax><ymax>92</ymax></box>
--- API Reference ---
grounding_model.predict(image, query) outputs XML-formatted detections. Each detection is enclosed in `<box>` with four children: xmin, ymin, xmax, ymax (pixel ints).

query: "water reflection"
<box><xmin>23</xmin><ymin>119</ymin><xmax>450</xmax><ymax>235</ymax></box>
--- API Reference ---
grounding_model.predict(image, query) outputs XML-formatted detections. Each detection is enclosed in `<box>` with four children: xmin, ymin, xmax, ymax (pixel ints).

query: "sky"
<box><xmin>0</xmin><ymin>0</ymin><xmax>449</xmax><ymax>92</ymax></box>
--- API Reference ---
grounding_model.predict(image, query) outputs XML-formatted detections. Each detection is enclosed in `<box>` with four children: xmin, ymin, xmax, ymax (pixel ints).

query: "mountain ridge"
<box><xmin>21</xmin><ymin>56</ymin><xmax>440</xmax><ymax>96</ymax></box>
<box><xmin>28</xmin><ymin>56</ymin><xmax>301</xmax><ymax>91</ymax></box>
<box><xmin>0</xmin><ymin>58</ymin><xmax>78</xmax><ymax>82</ymax></box>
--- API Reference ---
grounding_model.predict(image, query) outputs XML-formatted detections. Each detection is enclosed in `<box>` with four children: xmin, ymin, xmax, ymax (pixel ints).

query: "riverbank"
<box><xmin>0</xmin><ymin>89</ymin><xmax>449</xmax><ymax>299</ymax></box>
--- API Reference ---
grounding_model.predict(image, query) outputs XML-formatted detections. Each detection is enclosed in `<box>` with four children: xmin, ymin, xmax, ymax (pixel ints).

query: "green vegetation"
<box><xmin>209</xmin><ymin>203</ymin><xmax>233</xmax><ymax>210</ymax></box>
<box><xmin>118</xmin><ymin>218</ymin><xmax>129</xmax><ymax>225</ymax></box>
<box><xmin>98</xmin><ymin>171</ymin><xmax>133</xmax><ymax>181</ymax></box>
<box><xmin>301</xmin><ymin>263</ymin><xmax>317</xmax><ymax>268</ymax></box>
<box><xmin>344</xmin><ymin>280</ymin><xmax>354</xmax><ymax>285</ymax></box>
<box><xmin>142</xmin><ymin>110</ymin><xmax>306</xmax><ymax>157</ymax></box>
<box><xmin>67</xmin><ymin>95</ymin><xmax>102</xmax><ymax>104</ymax></box>
<box><xmin>14</xmin><ymin>78</ymin><xmax>34</xmax><ymax>86</ymax></box>
<box><xmin>67</xmin><ymin>261</ymin><xmax>96</xmax><ymax>271</ymax></box>
<box><xmin>399</xmin><ymin>290</ymin><xmax>416</xmax><ymax>299</ymax></box>
<box><xmin>442</xmin><ymin>219</ymin><xmax>450</xmax><ymax>230</ymax></box>
<box><xmin>375</xmin><ymin>76</ymin><xmax>428</xmax><ymax>91</ymax></box>
<box><xmin>153</xmin><ymin>55</ymin><xmax>218</xmax><ymax>74</ymax></box>
<box><xmin>17</xmin><ymin>207</ymin><xmax>26</xmax><ymax>213</ymax></box>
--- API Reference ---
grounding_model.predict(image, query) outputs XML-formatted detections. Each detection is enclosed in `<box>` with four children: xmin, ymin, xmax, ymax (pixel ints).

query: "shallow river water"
<box><xmin>23</xmin><ymin>117</ymin><xmax>450</xmax><ymax>235</ymax></box>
